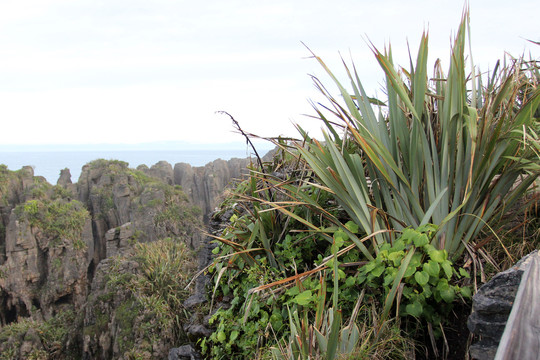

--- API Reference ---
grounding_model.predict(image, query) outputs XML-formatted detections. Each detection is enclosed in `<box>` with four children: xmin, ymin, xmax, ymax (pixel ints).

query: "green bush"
<box><xmin>204</xmin><ymin>10</ymin><xmax>538</xmax><ymax>360</ymax></box>
<box><xmin>357</xmin><ymin>225</ymin><xmax>471</xmax><ymax>326</ymax></box>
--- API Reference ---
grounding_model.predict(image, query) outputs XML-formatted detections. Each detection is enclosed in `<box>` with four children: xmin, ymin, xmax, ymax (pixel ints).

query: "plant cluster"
<box><xmin>15</xmin><ymin>198</ymin><xmax>89</xmax><ymax>249</ymax></box>
<box><xmin>203</xmin><ymin>10</ymin><xmax>538</xmax><ymax>360</ymax></box>
<box><xmin>0</xmin><ymin>308</ymin><xmax>76</xmax><ymax>360</ymax></box>
<box><xmin>357</xmin><ymin>225</ymin><xmax>471</xmax><ymax>326</ymax></box>
<box><xmin>96</xmin><ymin>237</ymin><xmax>197</xmax><ymax>358</ymax></box>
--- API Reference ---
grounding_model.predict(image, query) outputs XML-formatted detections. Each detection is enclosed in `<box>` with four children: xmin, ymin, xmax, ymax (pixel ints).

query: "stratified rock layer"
<box><xmin>0</xmin><ymin>152</ymin><xmax>257</xmax><ymax>359</ymax></box>
<box><xmin>0</xmin><ymin>160</ymin><xmax>206</xmax><ymax>359</ymax></box>
<box><xmin>173</xmin><ymin>158</ymin><xmax>250</xmax><ymax>221</ymax></box>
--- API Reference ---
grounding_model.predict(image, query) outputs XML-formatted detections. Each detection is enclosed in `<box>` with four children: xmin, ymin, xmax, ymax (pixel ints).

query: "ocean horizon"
<box><xmin>0</xmin><ymin>149</ymin><xmax>264</xmax><ymax>184</ymax></box>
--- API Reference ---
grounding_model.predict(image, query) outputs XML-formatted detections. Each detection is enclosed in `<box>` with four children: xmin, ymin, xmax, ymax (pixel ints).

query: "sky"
<box><xmin>0</xmin><ymin>0</ymin><xmax>538</xmax><ymax>148</ymax></box>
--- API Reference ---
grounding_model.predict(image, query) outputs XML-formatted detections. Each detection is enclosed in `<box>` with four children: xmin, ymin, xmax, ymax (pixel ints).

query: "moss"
<box><xmin>88</xmin><ymin>159</ymin><xmax>129</xmax><ymax>171</ymax></box>
<box><xmin>15</xmin><ymin>198</ymin><xmax>89</xmax><ymax>248</ymax></box>
<box><xmin>28</xmin><ymin>177</ymin><xmax>52</xmax><ymax>199</ymax></box>
<box><xmin>83</xmin><ymin>309</ymin><xmax>109</xmax><ymax>338</ymax></box>
<box><xmin>116</xmin><ymin>299</ymin><xmax>140</xmax><ymax>353</ymax></box>
<box><xmin>144</xmin><ymin>198</ymin><xmax>164</xmax><ymax>209</ymax></box>
<box><xmin>52</xmin><ymin>257</ymin><xmax>63</xmax><ymax>271</ymax></box>
<box><xmin>0</xmin><ymin>221</ymin><xmax>5</xmax><ymax>242</ymax></box>
<box><xmin>97</xmin><ymin>291</ymin><xmax>115</xmax><ymax>303</ymax></box>
<box><xmin>0</xmin><ymin>308</ymin><xmax>76</xmax><ymax>359</ymax></box>
<box><xmin>51</xmin><ymin>185</ymin><xmax>75</xmax><ymax>200</ymax></box>
<box><xmin>128</xmin><ymin>169</ymin><xmax>154</xmax><ymax>186</ymax></box>
<box><xmin>90</xmin><ymin>186</ymin><xmax>115</xmax><ymax>215</ymax></box>
<box><xmin>153</xmin><ymin>184</ymin><xmax>201</xmax><ymax>228</ymax></box>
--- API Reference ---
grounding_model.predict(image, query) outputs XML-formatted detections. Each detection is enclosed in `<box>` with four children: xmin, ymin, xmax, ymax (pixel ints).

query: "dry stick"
<box><xmin>217</xmin><ymin>111</ymin><xmax>264</xmax><ymax>170</ymax></box>
<box><xmin>217</xmin><ymin>111</ymin><xmax>279</xmax><ymax>215</ymax></box>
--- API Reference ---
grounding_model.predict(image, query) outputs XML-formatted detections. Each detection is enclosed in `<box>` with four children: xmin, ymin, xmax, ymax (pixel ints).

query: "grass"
<box><xmin>94</xmin><ymin>237</ymin><xmax>197</xmax><ymax>358</ymax></box>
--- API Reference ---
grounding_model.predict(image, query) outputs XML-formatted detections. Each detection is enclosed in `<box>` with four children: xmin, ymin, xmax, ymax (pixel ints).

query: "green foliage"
<box><xmin>0</xmin><ymin>308</ymin><xmax>77</xmax><ymax>359</ymax></box>
<box><xmin>357</xmin><ymin>225</ymin><xmax>471</xmax><ymax>325</ymax></box>
<box><xmin>298</xmin><ymin>12</ymin><xmax>539</xmax><ymax>259</ymax></box>
<box><xmin>105</xmin><ymin>237</ymin><xmax>197</xmax><ymax>352</ymax></box>
<box><xmin>202</xmin><ymin>148</ymin><xmax>348</xmax><ymax>358</ymax></box>
<box><xmin>88</xmin><ymin>159</ymin><xmax>129</xmax><ymax>171</ymax></box>
<box><xmin>51</xmin><ymin>184</ymin><xmax>76</xmax><ymax>200</ymax></box>
<box><xmin>28</xmin><ymin>177</ymin><xmax>52</xmax><ymax>199</ymax></box>
<box><xmin>15</xmin><ymin>198</ymin><xmax>89</xmax><ymax>248</ymax></box>
<box><xmin>203</xmin><ymin>10</ymin><xmax>537</xmax><ymax>360</ymax></box>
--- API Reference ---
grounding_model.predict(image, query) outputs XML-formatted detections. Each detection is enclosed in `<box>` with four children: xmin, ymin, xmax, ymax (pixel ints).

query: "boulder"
<box><xmin>168</xmin><ymin>344</ymin><xmax>202</xmax><ymax>360</ymax></box>
<box><xmin>468</xmin><ymin>250</ymin><xmax>538</xmax><ymax>360</ymax></box>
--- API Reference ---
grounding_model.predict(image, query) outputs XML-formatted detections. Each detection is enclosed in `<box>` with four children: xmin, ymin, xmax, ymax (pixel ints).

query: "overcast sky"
<box><xmin>0</xmin><ymin>0</ymin><xmax>538</xmax><ymax>147</ymax></box>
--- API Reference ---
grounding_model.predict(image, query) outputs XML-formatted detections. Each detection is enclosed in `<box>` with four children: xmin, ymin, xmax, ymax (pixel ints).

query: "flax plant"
<box><xmin>298</xmin><ymin>10</ymin><xmax>540</xmax><ymax>259</ymax></box>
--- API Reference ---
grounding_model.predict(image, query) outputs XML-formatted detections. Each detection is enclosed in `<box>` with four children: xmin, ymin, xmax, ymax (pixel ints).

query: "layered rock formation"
<box><xmin>172</xmin><ymin>158</ymin><xmax>251</xmax><ymax>221</ymax></box>
<box><xmin>0</xmin><ymin>152</ymin><xmax>257</xmax><ymax>359</ymax></box>
<box><xmin>0</xmin><ymin>160</ymin><xmax>205</xmax><ymax>359</ymax></box>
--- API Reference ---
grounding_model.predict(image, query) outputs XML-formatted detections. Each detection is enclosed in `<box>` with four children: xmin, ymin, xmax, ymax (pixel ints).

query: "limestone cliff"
<box><xmin>0</xmin><ymin>153</ymin><xmax>256</xmax><ymax>359</ymax></box>
<box><xmin>82</xmin><ymin>238</ymin><xmax>196</xmax><ymax>359</ymax></box>
<box><xmin>172</xmin><ymin>157</ymin><xmax>251</xmax><ymax>221</ymax></box>
<box><xmin>0</xmin><ymin>161</ymin><xmax>203</xmax><ymax>359</ymax></box>
<box><xmin>77</xmin><ymin>159</ymin><xmax>202</xmax><ymax>267</ymax></box>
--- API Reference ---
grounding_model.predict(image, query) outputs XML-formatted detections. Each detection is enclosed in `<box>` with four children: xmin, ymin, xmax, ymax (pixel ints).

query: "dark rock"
<box><xmin>184</xmin><ymin>323</ymin><xmax>213</xmax><ymax>338</ymax></box>
<box><xmin>77</xmin><ymin>159</ymin><xmax>203</xmax><ymax>265</ymax></box>
<box><xmin>0</xmin><ymin>151</ymin><xmax>258</xmax><ymax>358</ymax></box>
<box><xmin>57</xmin><ymin>168</ymin><xmax>72</xmax><ymax>185</ymax></box>
<box><xmin>469</xmin><ymin>343</ymin><xmax>498</xmax><ymax>360</ymax></box>
<box><xmin>468</xmin><ymin>250</ymin><xmax>538</xmax><ymax>360</ymax></box>
<box><xmin>169</xmin><ymin>344</ymin><xmax>202</xmax><ymax>360</ymax></box>
<box><xmin>184</xmin><ymin>293</ymin><xmax>206</xmax><ymax>309</ymax></box>
<box><xmin>0</xmin><ymin>199</ymin><xmax>93</xmax><ymax>320</ymax></box>
<box><xmin>20</xmin><ymin>328</ymin><xmax>45</xmax><ymax>358</ymax></box>
<box><xmin>105</xmin><ymin>222</ymin><xmax>134</xmax><ymax>258</ymax></box>
<box><xmin>138</xmin><ymin>161</ymin><xmax>174</xmax><ymax>185</ymax></box>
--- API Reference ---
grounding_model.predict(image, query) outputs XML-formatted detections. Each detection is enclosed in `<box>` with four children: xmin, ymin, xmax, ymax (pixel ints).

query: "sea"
<box><xmin>0</xmin><ymin>149</ymin><xmax>261</xmax><ymax>184</ymax></box>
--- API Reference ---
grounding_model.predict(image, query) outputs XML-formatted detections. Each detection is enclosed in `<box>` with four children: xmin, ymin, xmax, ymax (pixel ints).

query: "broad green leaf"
<box><xmin>421</xmin><ymin>286</ymin><xmax>433</xmax><ymax>298</ymax></box>
<box><xmin>439</xmin><ymin>287</ymin><xmax>455</xmax><ymax>303</ymax></box>
<box><xmin>371</xmin><ymin>264</ymin><xmax>385</xmax><ymax>277</ymax></box>
<box><xmin>406</xmin><ymin>301</ymin><xmax>423</xmax><ymax>317</ymax></box>
<box><xmin>460</xmin><ymin>286</ymin><xmax>472</xmax><ymax>299</ymax></box>
<box><xmin>217</xmin><ymin>331</ymin><xmax>226</xmax><ymax>343</ymax></box>
<box><xmin>388</xmin><ymin>250</ymin><xmax>405</xmax><ymax>267</ymax></box>
<box><xmin>334</xmin><ymin>230</ymin><xmax>348</xmax><ymax>244</ymax></box>
<box><xmin>404</xmin><ymin>264</ymin><xmax>417</xmax><ymax>278</ymax></box>
<box><xmin>414</xmin><ymin>270</ymin><xmax>430</xmax><ymax>286</ymax></box>
<box><xmin>294</xmin><ymin>290</ymin><xmax>314</xmax><ymax>306</ymax></box>
<box><xmin>400</xmin><ymin>228</ymin><xmax>418</xmax><ymax>245</ymax></box>
<box><xmin>429</xmin><ymin>249</ymin><xmax>448</xmax><ymax>263</ymax></box>
<box><xmin>441</xmin><ymin>260</ymin><xmax>453</xmax><ymax>279</ymax></box>
<box><xmin>287</xmin><ymin>286</ymin><xmax>300</xmax><ymax>296</ymax></box>
<box><xmin>413</xmin><ymin>233</ymin><xmax>429</xmax><ymax>247</ymax></box>
<box><xmin>423</xmin><ymin>260</ymin><xmax>440</xmax><ymax>277</ymax></box>
<box><xmin>392</xmin><ymin>239</ymin><xmax>406</xmax><ymax>252</ymax></box>
<box><xmin>409</xmin><ymin>253</ymin><xmax>423</xmax><ymax>268</ymax></box>
<box><xmin>436</xmin><ymin>278</ymin><xmax>449</xmax><ymax>292</ymax></box>
<box><xmin>345</xmin><ymin>221</ymin><xmax>359</xmax><ymax>233</ymax></box>
<box><xmin>230</xmin><ymin>330</ymin><xmax>239</xmax><ymax>342</ymax></box>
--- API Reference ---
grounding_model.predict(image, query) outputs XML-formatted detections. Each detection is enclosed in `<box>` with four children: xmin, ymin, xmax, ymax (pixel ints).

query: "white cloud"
<box><xmin>0</xmin><ymin>0</ymin><xmax>537</xmax><ymax>146</ymax></box>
